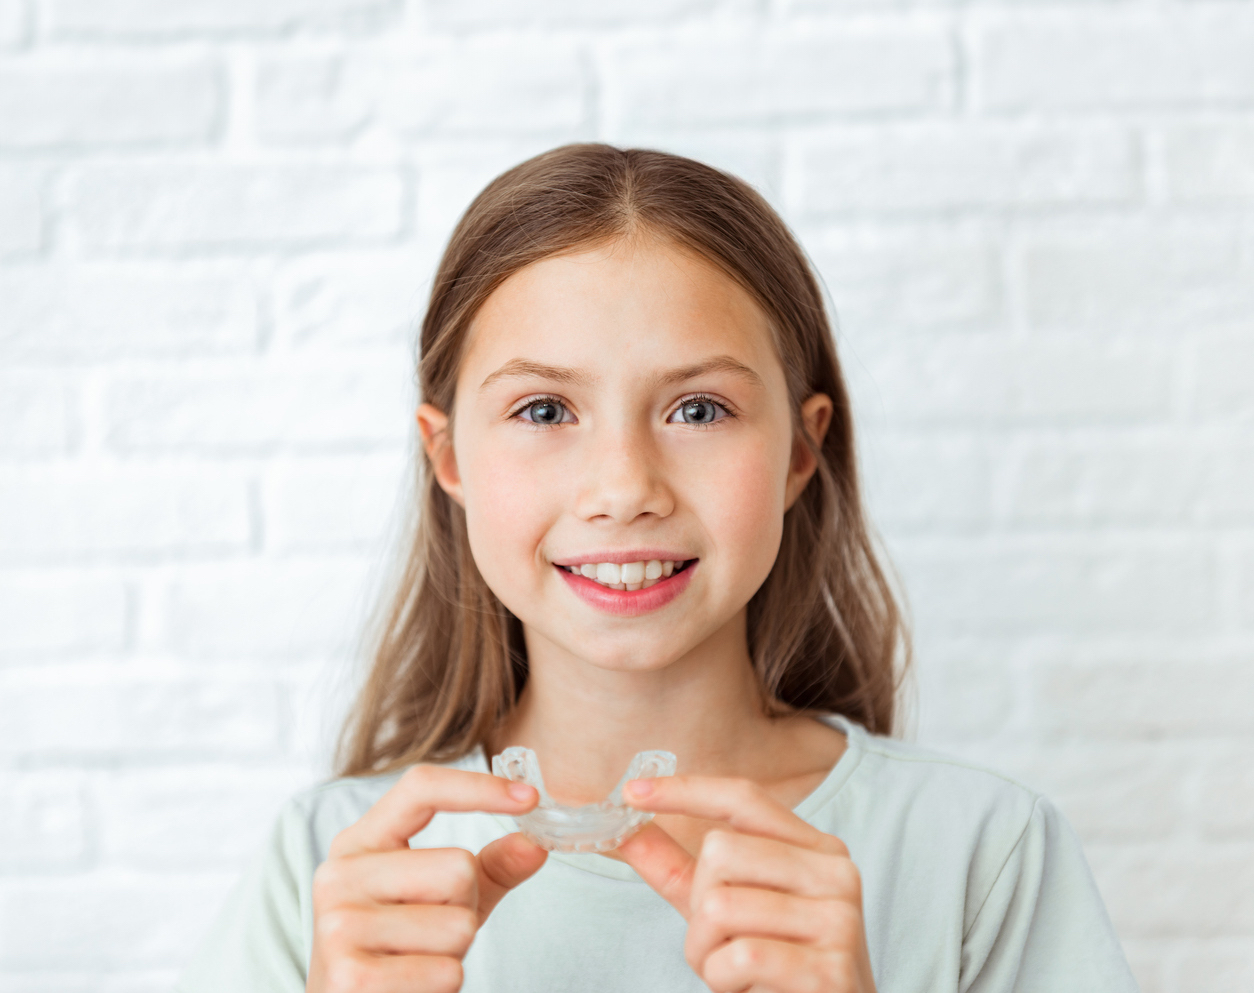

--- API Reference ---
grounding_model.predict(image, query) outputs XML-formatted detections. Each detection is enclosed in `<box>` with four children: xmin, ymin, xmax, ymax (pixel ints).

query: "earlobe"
<box><xmin>415</xmin><ymin>403</ymin><xmax>464</xmax><ymax>506</ymax></box>
<box><xmin>784</xmin><ymin>393</ymin><xmax>834</xmax><ymax>510</ymax></box>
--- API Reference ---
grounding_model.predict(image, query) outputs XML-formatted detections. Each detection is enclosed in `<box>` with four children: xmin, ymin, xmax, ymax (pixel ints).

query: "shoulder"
<box><xmin>818</xmin><ymin>716</ymin><xmax>1049</xmax><ymax>887</ymax></box>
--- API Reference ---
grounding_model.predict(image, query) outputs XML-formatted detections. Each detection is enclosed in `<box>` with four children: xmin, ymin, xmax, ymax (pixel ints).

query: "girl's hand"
<box><xmin>617</xmin><ymin>776</ymin><xmax>876</xmax><ymax>993</ymax></box>
<box><xmin>306</xmin><ymin>765</ymin><xmax>546</xmax><ymax>993</ymax></box>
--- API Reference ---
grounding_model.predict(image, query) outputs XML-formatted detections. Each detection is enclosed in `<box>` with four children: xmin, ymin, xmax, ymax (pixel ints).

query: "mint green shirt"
<box><xmin>177</xmin><ymin>715</ymin><xmax>1139</xmax><ymax>992</ymax></box>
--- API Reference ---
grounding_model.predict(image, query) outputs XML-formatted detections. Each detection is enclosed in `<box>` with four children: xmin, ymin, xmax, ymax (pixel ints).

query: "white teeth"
<box><xmin>596</xmin><ymin>562</ymin><xmax>621</xmax><ymax>584</ymax></box>
<box><xmin>566</xmin><ymin>559</ymin><xmax>687</xmax><ymax>589</ymax></box>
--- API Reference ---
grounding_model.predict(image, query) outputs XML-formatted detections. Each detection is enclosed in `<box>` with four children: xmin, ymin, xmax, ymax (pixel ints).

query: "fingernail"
<box><xmin>508</xmin><ymin>783</ymin><xmax>534</xmax><ymax>802</ymax></box>
<box><xmin>626</xmin><ymin>779</ymin><xmax>653</xmax><ymax>798</ymax></box>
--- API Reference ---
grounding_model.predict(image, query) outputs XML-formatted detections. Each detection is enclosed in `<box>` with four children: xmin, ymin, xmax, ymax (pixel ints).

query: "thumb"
<box><xmin>475</xmin><ymin>832</ymin><xmax>548</xmax><ymax>920</ymax></box>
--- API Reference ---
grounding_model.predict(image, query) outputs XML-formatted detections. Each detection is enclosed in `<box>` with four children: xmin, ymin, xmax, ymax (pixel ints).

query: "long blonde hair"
<box><xmin>336</xmin><ymin>144</ymin><xmax>910</xmax><ymax>776</ymax></box>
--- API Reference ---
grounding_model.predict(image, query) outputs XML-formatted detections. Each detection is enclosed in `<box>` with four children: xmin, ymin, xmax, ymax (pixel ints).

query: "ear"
<box><xmin>784</xmin><ymin>393</ymin><xmax>833</xmax><ymax>510</ymax></box>
<box><xmin>416</xmin><ymin>403</ymin><xmax>464</xmax><ymax>506</ymax></box>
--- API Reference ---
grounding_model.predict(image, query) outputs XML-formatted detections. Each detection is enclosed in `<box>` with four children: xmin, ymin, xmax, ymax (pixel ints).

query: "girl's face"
<box><xmin>420</xmin><ymin>235</ymin><xmax>829</xmax><ymax>674</ymax></box>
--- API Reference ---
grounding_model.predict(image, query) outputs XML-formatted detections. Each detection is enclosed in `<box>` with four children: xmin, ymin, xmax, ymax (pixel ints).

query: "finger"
<box><xmin>685</xmin><ymin>886</ymin><xmax>863</xmax><ymax>972</ymax></box>
<box><xmin>615</xmin><ymin>821</ymin><xmax>698</xmax><ymax>919</ymax></box>
<box><xmin>691</xmin><ymin>830</ymin><xmax>862</xmax><ymax>907</ymax></box>
<box><xmin>331</xmin><ymin>765</ymin><xmax>538</xmax><ymax>857</ymax></box>
<box><xmin>624</xmin><ymin>776</ymin><xmax>843</xmax><ymax>853</ymax></box>
<box><xmin>316</xmin><ymin>952</ymin><xmax>464</xmax><ymax>993</ymax></box>
<box><xmin>703</xmin><ymin>937</ymin><xmax>855</xmax><ymax>993</ymax></box>
<box><xmin>314</xmin><ymin>847</ymin><xmax>481</xmax><ymax>909</ymax></box>
<box><xmin>476</xmin><ymin>832</ymin><xmax>548</xmax><ymax>920</ymax></box>
<box><xmin>316</xmin><ymin>902</ymin><xmax>478</xmax><ymax>957</ymax></box>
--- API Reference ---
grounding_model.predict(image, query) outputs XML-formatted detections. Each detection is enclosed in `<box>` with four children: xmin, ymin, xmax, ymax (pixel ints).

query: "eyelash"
<box><xmin>507</xmin><ymin>393</ymin><xmax>736</xmax><ymax>429</ymax></box>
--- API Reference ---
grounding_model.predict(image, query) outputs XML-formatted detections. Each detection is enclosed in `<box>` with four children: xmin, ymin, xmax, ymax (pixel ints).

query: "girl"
<box><xmin>179</xmin><ymin>145</ymin><xmax>1138</xmax><ymax>993</ymax></box>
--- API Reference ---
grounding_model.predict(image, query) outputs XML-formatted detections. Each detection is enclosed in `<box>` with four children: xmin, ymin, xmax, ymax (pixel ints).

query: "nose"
<box><xmin>576</xmin><ymin>421</ymin><xmax>674</xmax><ymax>524</ymax></box>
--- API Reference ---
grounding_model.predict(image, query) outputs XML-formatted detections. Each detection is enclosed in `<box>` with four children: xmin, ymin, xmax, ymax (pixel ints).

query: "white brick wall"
<box><xmin>1</xmin><ymin>1</ymin><xmax>1251</xmax><ymax>988</ymax></box>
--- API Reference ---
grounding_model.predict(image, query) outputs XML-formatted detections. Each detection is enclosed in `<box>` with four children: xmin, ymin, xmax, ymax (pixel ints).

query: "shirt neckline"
<box><xmin>476</xmin><ymin>712</ymin><xmax>868</xmax><ymax>882</ymax></box>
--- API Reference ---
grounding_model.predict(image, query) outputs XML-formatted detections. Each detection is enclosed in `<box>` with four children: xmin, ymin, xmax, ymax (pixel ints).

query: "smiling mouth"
<box><xmin>558</xmin><ymin>559</ymin><xmax>696</xmax><ymax>591</ymax></box>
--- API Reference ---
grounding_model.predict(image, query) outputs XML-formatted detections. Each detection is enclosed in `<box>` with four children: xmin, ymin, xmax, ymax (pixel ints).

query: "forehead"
<box><xmin>458</xmin><ymin>235</ymin><xmax>781</xmax><ymax>389</ymax></box>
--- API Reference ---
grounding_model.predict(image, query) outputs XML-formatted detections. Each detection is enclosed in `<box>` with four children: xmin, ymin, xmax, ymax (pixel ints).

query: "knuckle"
<box><xmin>699</xmin><ymin>828</ymin><xmax>736</xmax><ymax>867</ymax></box>
<box><xmin>426</xmin><ymin>956</ymin><xmax>464</xmax><ymax>993</ymax></box>
<box><xmin>315</xmin><ymin>906</ymin><xmax>357</xmax><ymax>945</ymax></box>
<box><xmin>833</xmin><ymin>858</ymin><xmax>862</xmax><ymax>901</ymax></box>
<box><xmin>312</xmin><ymin>859</ymin><xmax>347</xmax><ymax>907</ymax></box>
<box><xmin>446</xmin><ymin>905</ymin><xmax>479</xmax><ymax>950</ymax></box>
<box><xmin>447</xmin><ymin>847</ymin><xmax>478</xmax><ymax>888</ymax></box>
<box><xmin>324</xmin><ymin>955</ymin><xmax>371</xmax><ymax>993</ymax></box>
<box><xmin>402</xmin><ymin>763</ymin><xmax>437</xmax><ymax>791</ymax></box>
<box><xmin>698</xmin><ymin>886</ymin><xmax>735</xmax><ymax>924</ymax></box>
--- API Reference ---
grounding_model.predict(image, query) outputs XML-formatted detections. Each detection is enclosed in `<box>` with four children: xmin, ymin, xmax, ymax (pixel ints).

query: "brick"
<box><xmin>1192</xmin><ymin>331</ymin><xmax>1254</xmax><ymax>422</ymax></box>
<box><xmin>1176</xmin><ymin>944</ymin><xmax>1254</xmax><ymax>993</ymax></box>
<box><xmin>996</xmin><ymin>438</ymin><xmax>1207</xmax><ymax>528</ymax></box>
<box><xmin>974</xmin><ymin>8</ymin><xmax>1254</xmax><ymax>111</ymax></box>
<box><xmin>0</xmin><ymin>373</ymin><xmax>74</xmax><ymax>457</ymax></box>
<box><xmin>797</xmin><ymin>125</ymin><xmax>1138</xmax><ymax>215</ymax></box>
<box><xmin>913</xmin><ymin>647</ymin><xmax>1014</xmax><ymax>742</ymax></box>
<box><xmin>0</xmin><ymin>165</ymin><xmax>46</xmax><ymax>256</ymax></box>
<box><xmin>0</xmin><ymin>772</ymin><xmax>88</xmax><ymax>871</ymax></box>
<box><xmin>1202</xmin><ymin>442</ymin><xmax>1254</xmax><ymax>525</ymax></box>
<box><xmin>0</xmin><ymin>976</ymin><xmax>184</xmax><ymax>993</ymax></box>
<box><xmin>0</xmin><ymin>467</ymin><xmax>250</xmax><ymax>562</ymax></box>
<box><xmin>862</xmin><ymin>433</ymin><xmax>990</xmax><ymax>532</ymax></box>
<box><xmin>371</xmin><ymin>40</ymin><xmax>587</xmax><ymax>138</ymax></box>
<box><xmin>70</xmin><ymin>165</ymin><xmax>407</xmax><ymax>253</ymax></box>
<box><xmin>104</xmin><ymin>356</ymin><xmax>411</xmax><ymax>454</ymax></box>
<box><xmin>0</xmin><ymin>0</ymin><xmax>29</xmax><ymax>48</ymax></box>
<box><xmin>255</xmin><ymin>57</ymin><xmax>368</xmax><ymax>144</ymax></box>
<box><xmin>0</xmin><ymin>266</ymin><xmax>257</xmax><ymax>361</ymax></box>
<box><xmin>0</xmin><ymin>575</ymin><xmax>127</xmax><ymax>659</ymax></box>
<box><xmin>1032</xmin><ymin>660</ymin><xmax>1254</xmax><ymax>740</ymax></box>
<box><xmin>93</xmin><ymin>766</ymin><xmax>308</xmax><ymax>868</ymax></box>
<box><xmin>427</xmin><ymin>0</ymin><xmax>717</xmax><ymax>27</ymax></box>
<box><xmin>265</xmin><ymin>454</ymin><xmax>407</xmax><ymax>551</ymax></box>
<box><xmin>1164</xmin><ymin>125</ymin><xmax>1254</xmax><ymax>203</ymax></box>
<box><xmin>413</xmin><ymin>139</ymin><xmax>573</xmax><ymax>239</ymax></box>
<box><xmin>272</xmin><ymin>251</ymin><xmax>427</xmax><ymax>348</ymax></box>
<box><xmin>810</xmin><ymin>234</ymin><xmax>1003</xmax><ymax>334</ymax></box>
<box><xmin>0</xmin><ymin>872</ymin><xmax>236</xmax><ymax>968</ymax></box>
<box><xmin>0</xmin><ymin>673</ymin><xmax>282</xmax><ymax>757</ymax></box>
<box><xmin>1001</xmin><ymin>746</ymin><xmax>1184</xmax><ymax>842</ymax></box>
<box><xmin>859</xmin><ymin>336</ymin><xmax>1173</xmax><ymax>426</ymax></box>
<box><xmin>48</xmin><ymin>0</ymin><xmax>400</xmax><ymax>37</ymax></box>
<box><xmin>1088</xmin><ymin>844</ymin><xmax>1254</xmax><ymax>937</ymax></box>
<box><xmin>1019</xmin><ymin>226</ymin><xmax>1254</xmax><ymax>333</ymax></box>
<box><xmin>898</xmin><ymin>539</ymin><xmax>1214</xmax><ymax>637</ymax></box>
<box><xmin>1239</xmin><ymin>547</ymin><xmax>1254</xmax><ymax>632</ymax></box>
<box><xmin>604</xmin><ymin>23</ymin><xmax>951</xmax><ymax>129</ymax></box>
<box><xmin>1197</xmin><ymin>748</ymin><xmax>1254</xmax><ymax>841</ymax></box>
<box><xmin>0</xmin><ymin>62</ymin><xmax>220</xmax><ymax>149</ymax></box>
<box><xmin>160</xmin><ymin>558</ymin><xmax>373</xmax><ymax>659</ymax></box>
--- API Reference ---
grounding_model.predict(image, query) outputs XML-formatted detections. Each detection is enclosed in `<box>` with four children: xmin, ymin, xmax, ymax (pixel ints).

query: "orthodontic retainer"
<box><xmin>491</xmin><ymin>747</ymin><xmax>677</xmax><ymax>853</ymax></box>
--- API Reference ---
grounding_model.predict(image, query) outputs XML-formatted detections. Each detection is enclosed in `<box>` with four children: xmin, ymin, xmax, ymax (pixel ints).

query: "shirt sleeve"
<box><xmin>960</xmin><ymin>795</ymin><xmax>1140</xmax><ymax>993</ymax></box>
<box><xmin>175</xmin><ymin>797</ymin><xmax>315</xmax><ymax>993</ymax></box>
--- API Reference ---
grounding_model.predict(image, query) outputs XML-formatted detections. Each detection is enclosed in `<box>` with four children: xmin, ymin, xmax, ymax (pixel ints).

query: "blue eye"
<box><xmin>517</xmin><ymin>398</ymin><xmax>573</xmax><ymax>426</ymax></box>
<box><xmin>668</xmin><ymin>397</ymin><xmax>729</xmax><ymax>426</ymax></box>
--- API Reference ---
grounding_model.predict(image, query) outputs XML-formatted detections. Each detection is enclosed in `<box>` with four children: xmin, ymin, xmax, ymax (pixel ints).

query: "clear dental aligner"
<box><xmin>491</xmin><ymin>747</ymin><xmax>677</xmax><ymax>853</ymax></box>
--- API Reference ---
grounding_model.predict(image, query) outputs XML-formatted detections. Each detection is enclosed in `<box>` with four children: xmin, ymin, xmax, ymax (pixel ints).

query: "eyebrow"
<box><xmin>478</xmin><ymin>355</ymin><xmax>764</xmax><ymax>392</ymax></box>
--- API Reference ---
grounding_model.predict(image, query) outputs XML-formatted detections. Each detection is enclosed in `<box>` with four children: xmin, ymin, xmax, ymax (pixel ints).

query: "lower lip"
<box><xmin>557</xmin><ymin>562</ymin><xmax>697</xmax><ymax>617</ymax></box>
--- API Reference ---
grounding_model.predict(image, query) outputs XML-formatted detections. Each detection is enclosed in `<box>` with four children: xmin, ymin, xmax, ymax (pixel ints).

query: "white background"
<box><xmin>1</xmin><ymin>0</ymin><xmax>1253</xmax><ymax>989</ymax></box>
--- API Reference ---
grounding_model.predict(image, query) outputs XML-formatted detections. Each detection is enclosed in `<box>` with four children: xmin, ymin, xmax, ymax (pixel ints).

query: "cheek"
<box><xmin>456</xmin><ymin>427</ymin><xmax>560</xmax><ymax>591</ymax></box>
<box><xmin>685</xmin><ymin>435</ymin><xmax>788</xmax><ymax>580</ymax></box>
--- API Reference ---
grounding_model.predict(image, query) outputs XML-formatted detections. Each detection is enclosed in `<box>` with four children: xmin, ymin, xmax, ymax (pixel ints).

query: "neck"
<box><xmin>488</xmin><ymin>608</ymin><xmax>778</xmax><ymax>806</ymax></box>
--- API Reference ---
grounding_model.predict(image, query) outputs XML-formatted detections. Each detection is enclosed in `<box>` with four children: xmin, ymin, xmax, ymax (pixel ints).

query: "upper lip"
<box><xmin>551</xmin><ymin>550</ymin><xmax>696</xmax><ymax>566</ymax></box>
